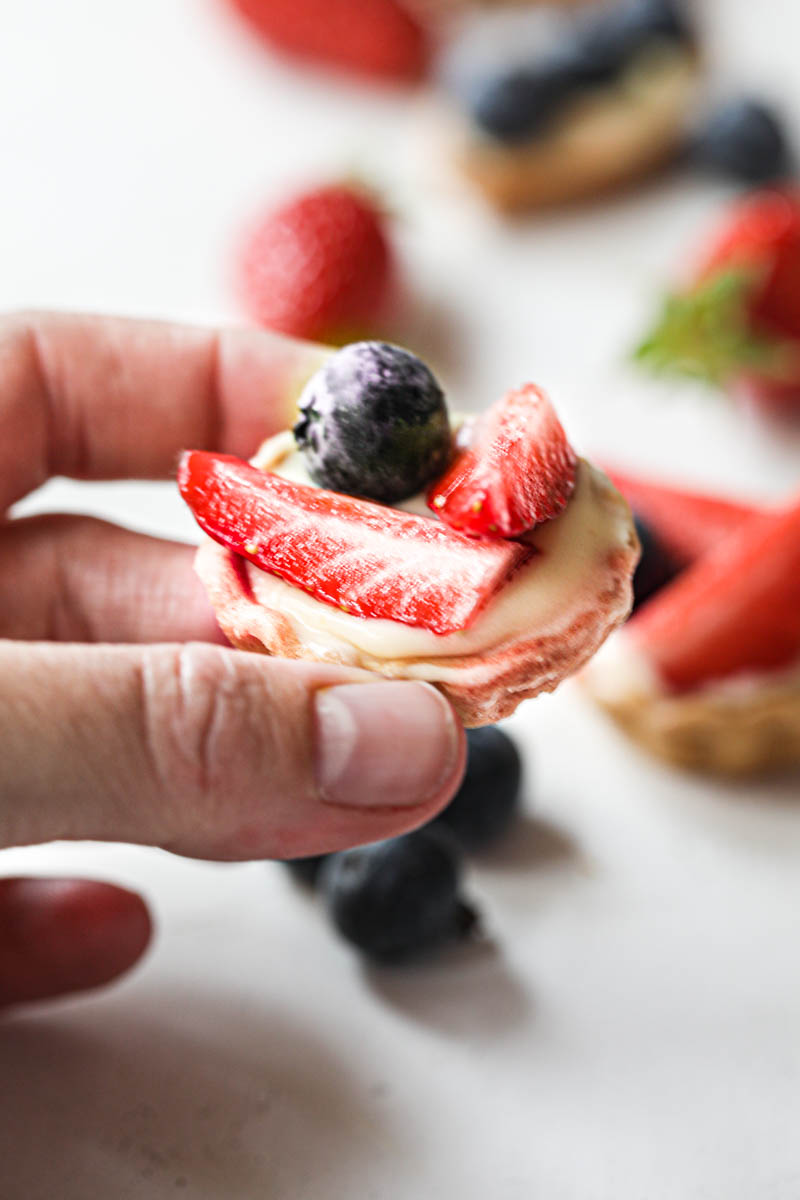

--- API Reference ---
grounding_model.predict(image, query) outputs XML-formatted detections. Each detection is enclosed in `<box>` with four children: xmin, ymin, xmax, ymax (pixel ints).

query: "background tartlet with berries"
<box><xmin>583</xmin><ymin>472</ymin><xmax>800</xmax><ymax>776</ymax></box>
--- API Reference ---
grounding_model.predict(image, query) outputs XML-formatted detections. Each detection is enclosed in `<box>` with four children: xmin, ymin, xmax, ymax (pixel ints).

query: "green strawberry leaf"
<box><xmin>633</xmin><ymin>269</ymin><xmax>795</xmax><ymax>387</ymax></box>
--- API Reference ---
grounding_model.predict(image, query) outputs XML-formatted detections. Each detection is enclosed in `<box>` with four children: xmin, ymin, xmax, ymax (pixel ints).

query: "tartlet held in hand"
<box><xmin>180</xmin><ymin>342</ymin><xmax>637</xmax><ymax>726</ymax></box>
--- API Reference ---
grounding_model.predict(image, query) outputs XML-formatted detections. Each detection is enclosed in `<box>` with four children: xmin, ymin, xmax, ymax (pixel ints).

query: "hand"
<box><xmin>0</xmin><ymin>312</ymin><xmax>466</xmax><ymax>1009</ymax></box>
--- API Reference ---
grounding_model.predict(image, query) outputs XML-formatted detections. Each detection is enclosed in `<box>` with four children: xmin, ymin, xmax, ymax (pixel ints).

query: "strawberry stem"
<box><xmin>633</xmin><ymin>268</ymin><xmax>795</xmax><ymax>387</ymax></box>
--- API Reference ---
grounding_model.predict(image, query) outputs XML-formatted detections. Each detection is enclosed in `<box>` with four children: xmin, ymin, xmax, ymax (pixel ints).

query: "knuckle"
<box><xmin>140</xmin><ymin>644</ymin><xmax>273</xmax><ymax>852</ymax></box>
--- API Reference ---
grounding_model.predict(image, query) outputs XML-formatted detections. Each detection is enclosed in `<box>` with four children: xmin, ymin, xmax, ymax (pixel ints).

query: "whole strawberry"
<box><xmin>237</xmin><ymin>183</ymin><xmax>396</xmax><ymax>344</ymax></box>
<box><xmin>635</xmin><ymin>189</ymin><xmax>800</xmax><ymax>419</ymax></box>
<box><xmin>226</xmin><ymin>0</ymin><xmax>431</xmax><ymax>83</ymax></box>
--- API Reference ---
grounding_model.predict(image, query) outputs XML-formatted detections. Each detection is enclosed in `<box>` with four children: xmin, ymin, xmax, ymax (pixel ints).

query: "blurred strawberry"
<box><xmin>237</xmin><ymin>183</ymin><xmax>396</xmax><ymax>344</ymax></box>
<box><xmin>226</xmin><ymin>0</ymin><xmax>431</xmax><ymax>83</ymax></box>
<box><xmin>635</xmin><ymin>189</ymin><xmax>800</xmax><ymax>418</ymax></box>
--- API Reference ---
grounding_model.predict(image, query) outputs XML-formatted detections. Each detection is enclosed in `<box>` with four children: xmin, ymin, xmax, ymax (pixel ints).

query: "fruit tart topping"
<box><xmin>294</xmin><ymin>342</ymin><xmax>451</xmax><ymax>504</ymax></box>
<box><xmin>689</xmin><ymin>97</ymin><xmax>793</xmax><ymax>185</ymax></box>
<box><xmin>630</xmin><ymin>496</ymin><xmax>800</xmax><ymax>692</ymax></box>
<box><xmin>568</xmin><ymin>0</ymin><xmax>695</xmax><ymax>87</ymax></box>
<box><xmin>635</xmin><ymin>189</ymin><xmax>800</xmax><ymax>402</ymax></box>
<box><xmin>454</xmin><ymin>0</ymin><xmax>695</xmax><ymax>145</ymax></box>
<box><xmin>606</xmin><ymin>469</ymin><xmax>761</xmax><ymax>566</ymax></box>
<box><xmin>466</xmin><ymin>62</ymin><xmax>577</xmax><ymax>144</ymax></box>
<box><xmin>321</xmin><ymin>828</ymin><xmax>478</xmax><ymax>964</ymax></box>
<box><xmin>237</xmin><ymin>184</ymin><xmax>395</xmax><ymax>344</ymax></box>
<box><xmin>427</xmin><ymin>384</ymin><xmax>577</xmax><ymax>538</ymax></box>
<box><xmin>178</xmin><ymin>451</ymin><xmax>532</xmax><ymax>636</ymax></box>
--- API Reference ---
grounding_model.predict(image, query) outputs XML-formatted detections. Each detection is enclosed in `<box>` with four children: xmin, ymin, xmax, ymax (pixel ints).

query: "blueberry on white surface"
<box><xmin>293</xmin><ymin>342</ymin><xmax>451</xmax><ymax>504</ymax></box>
<box><xmin>631</xmin><ymin>514</ymin><xmax>682</xmax><ymax>612</ymax></box>
<box><xmin>432</xmin><ymin>726</ymin><xmax>523</xmax><ymax>852</ymax></box>
<box><xmin>283</xmin><ymin>854</ymin><xmax>330</xmax><ymax>888</ymax></box>
<box><xmin>690</xmin><ymin>98</ymin><xmax>792</xmax><ymax>184</ymax></box>
<box><xmin>321</xmin><ymin>829</ymin><xmax>478</xmax><ymax>964</ymax></box>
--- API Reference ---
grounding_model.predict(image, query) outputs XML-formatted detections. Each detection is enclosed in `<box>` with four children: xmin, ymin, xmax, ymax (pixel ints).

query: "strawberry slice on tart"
<box><xmin>178</xmin><ymin>451</ymin><xmax>531</xmax><ymax>637</ymax></box>
<box><xmin>427</xmin><ymin>384</ymin><xmax>577</xmax><ymax>538</ymax></box>
<box><xmin>604</xmin><ymin>469</ymin><xmax>762</xmax><ymax>567</ymax></box>
<box><xmin>630</xmin><ymin>499</ymin><xmax>800</xmax><ymax>693</ymax></box>
<box><xmin>584</xmin><ymin>483</ymin><xmax>800</xmax><ymax>774</ymax></box>
<box><xmin>181</xmin><ymin>343</ymin><xmax>638</xmax><ymax>726</ymax></box>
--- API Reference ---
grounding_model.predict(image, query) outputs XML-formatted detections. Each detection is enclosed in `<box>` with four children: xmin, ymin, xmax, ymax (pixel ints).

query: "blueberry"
<box><xmin>631</xmin><ymin>514</ymin><xmax>682</xmax><ymax>612</ymax></box>
<box><xmin>321</xmin><ymin>829</ymin><xmax>478</xmax><ymax>964</ymax></box>
<box><xmin>283</xmin><ymin>854</ymin><xmax>330</xmax><ymax>888</ymax></box>
<box><xmin>432</xmin><ymin>726</ymin><xmax>522</xmax><ymax>852</ymax></box>
<box><xmin>690</xmin><ymin>98</ymin><xmax>793</xmax><ymax>184</ymax></box>
<box><xmin>467</xmin><ymin>60</ymin><xmax>575</xmax><ymax>143</ymax></box>
<box><xmin>293</xmin><ymin>342</ymin><xmax>451</xmax><ymax>504</ymax></box>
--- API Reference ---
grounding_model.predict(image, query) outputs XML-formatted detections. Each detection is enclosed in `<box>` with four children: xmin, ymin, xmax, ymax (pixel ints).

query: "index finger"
<box><xmin>0</xmin><ymin>312</ymin><xmax>328</xmax><ymax>509</ymax></box>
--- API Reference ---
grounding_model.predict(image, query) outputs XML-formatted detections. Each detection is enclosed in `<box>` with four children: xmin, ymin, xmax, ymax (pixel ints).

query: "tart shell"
<box><xmin>584</xmin><ymin>654</ymin><xmax>800</xmax><ymax>776</ymax></box>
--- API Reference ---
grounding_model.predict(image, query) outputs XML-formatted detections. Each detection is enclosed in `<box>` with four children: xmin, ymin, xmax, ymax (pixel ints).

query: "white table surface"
<box><xmin>1</xmin><ymin>2</ymin><xmax>799</xmax><ymax>1197</ymax></box>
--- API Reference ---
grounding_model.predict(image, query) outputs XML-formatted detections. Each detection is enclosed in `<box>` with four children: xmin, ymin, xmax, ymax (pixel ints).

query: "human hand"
<box><xmin>0</xmin><ymin>313</ymin><xmax>466</xmax><ymax>1008</ymax></box>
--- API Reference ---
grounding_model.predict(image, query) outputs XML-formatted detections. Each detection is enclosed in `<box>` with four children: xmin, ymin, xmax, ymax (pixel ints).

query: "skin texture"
<box><xmin>0</xmin><ymin>312</ymin><xmax>466</xmax><ymax>1011</ymax></box>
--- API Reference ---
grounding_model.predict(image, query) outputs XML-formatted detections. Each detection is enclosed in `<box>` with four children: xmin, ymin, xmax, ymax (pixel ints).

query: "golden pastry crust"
<box><xmin>452</xmin><ymin>46</ymin><xmax>700</xmax><ymax>211</ymax></box>
<box><xmin>586</xmin><ymin>667</ymin><xmax>800</xmax><ymax>776</ymax></box>
<box><xmin>194</xmin><ymin>472</ymin><xmax>638</xmax><ymax>727</ymax></box>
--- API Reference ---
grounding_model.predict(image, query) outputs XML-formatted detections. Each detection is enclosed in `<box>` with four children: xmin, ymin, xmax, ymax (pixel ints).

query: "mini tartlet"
<box><xmin>442</xmin><ymin>0</ymin><xmax>700</xmax><ymax>210</ymax></box>
<box><xmin>181</xmin><ymin>342</ymin><xmax>638</xmax><ymax>726</ymax></box>
<box><xmin>583</xmin><ymin>473</ymin><xmax>800</xmax><ymax>775</ymax></box>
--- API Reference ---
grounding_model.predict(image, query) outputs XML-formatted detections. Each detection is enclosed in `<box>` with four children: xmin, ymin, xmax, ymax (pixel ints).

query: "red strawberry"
<box><xmin>605</xmin><ymin>469</ymin><xmax>762</xmax><ymax>566</ymax></box>
<box><xmin>635</xmin><ymin>189</ymin><xmax>800</xmax><ymax>416</ymax></box>
<box><xmin>427</xmin><ymin>385</ymin><xmax>577</xmax><ymax>538</ymax></box>
<box><xmin>237</xmin><ymin>183</ymin><xmax>396</xmax><ymax>344</ymax></box>
<box><xmin>630</xmin><ymin>496</ymin><xmax>800</xmax><ymax>692</ymax></box>
<box><xmin>178</xmin><ymin>451</ymin><xmax>531</xmax><ymax>636</ymax></box>
<box><xmin>226</xmin><ymin>0</ymin><xmax>431</xmax><ymax>83</ymax></box>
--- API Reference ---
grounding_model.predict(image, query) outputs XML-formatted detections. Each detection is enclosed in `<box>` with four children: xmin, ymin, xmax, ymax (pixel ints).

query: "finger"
<box><xmin>0</xmin><ymin>515</ymin><xmax>224</xmax><ymax>644</ymax></box>
<box><xmin>0</xmin><ymin>879</ymin><xmax>151</xmax><ymax>1009</ymax></box>
<box><xmin>0</xmin><ymin>642</ymin><xmax>466</xmax><ymax>861</ymax></box>
<box><xmin>0</xmin><ymin>312</ymin><xmax>329</xmax><ymax>510</ymax></box>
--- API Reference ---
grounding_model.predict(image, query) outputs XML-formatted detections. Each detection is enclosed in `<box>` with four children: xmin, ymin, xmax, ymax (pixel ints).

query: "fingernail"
<box><xmin>314</xmin><ymin>681</ymin><xmax>462</xmax><ymax>809</ymax></box>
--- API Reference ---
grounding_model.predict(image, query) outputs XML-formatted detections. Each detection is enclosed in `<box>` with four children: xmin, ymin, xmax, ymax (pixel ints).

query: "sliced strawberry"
<box><xmin>605</xmin><ymin>469</ymin><xmax>762</xmax><ymax>566</ymax></box>
<box><xmin>630</xmin><ymin>496</ymin><xmax>800</xmax><ymax>692</ymax></box>
<box><xmin>178</xmin><ymin>452</ymin><xmax>531</xmax><ymax>636</ymax></box>
<box><xmin>427</xmin><ymin>385</ymin><xmax>577</xmax><ymax>538</ymax></box>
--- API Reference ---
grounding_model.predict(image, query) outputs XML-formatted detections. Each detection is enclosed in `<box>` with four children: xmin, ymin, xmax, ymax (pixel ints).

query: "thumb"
<box><xmin>0</xmin><ymin>642</ymin><xmax>465</xmax><ymax>859</ymax></box>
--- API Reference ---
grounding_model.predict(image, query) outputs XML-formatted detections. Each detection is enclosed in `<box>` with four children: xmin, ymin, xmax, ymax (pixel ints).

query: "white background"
<box><xmin>1</xmin><ymin>2</ymin><xmax>799</xmax><ymax>1197</ymax></box>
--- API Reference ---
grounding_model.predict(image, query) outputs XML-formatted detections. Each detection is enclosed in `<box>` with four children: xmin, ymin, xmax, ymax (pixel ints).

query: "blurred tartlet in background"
<box><xmin>584</xmin><ymin>472</ymin><xmax>800</xmax><ymax>776</ymax></box>
<box><xmin>437</xmin><ymin>0</ymin><xmax>702</xmax><ymax>209</ymax></box>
